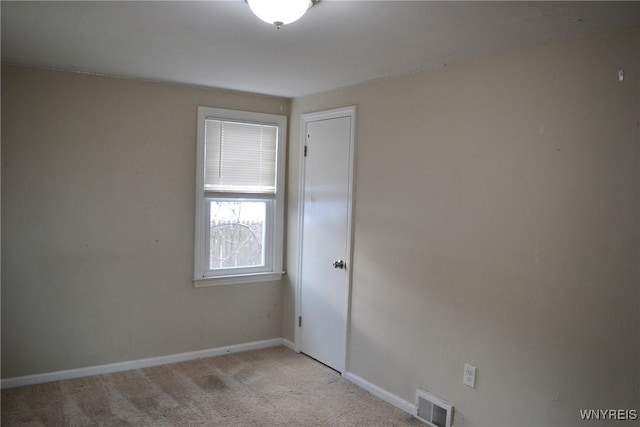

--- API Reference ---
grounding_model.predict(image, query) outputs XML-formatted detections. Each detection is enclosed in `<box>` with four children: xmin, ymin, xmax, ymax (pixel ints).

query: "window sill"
<box><xmin>193</xmin><ymin>271</ymin><xmax>285</xmax><ymax>288</ymax></box>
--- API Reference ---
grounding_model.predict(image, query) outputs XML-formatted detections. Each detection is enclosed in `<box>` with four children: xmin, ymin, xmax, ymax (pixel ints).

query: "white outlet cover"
<box><xmin>463</xmin><ymin>363</ymin><xmax>476</xmax><ymax>388</ymax></box>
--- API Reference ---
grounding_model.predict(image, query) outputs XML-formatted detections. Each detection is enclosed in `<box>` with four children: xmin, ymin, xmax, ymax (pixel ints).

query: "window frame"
<box><xmin>194</xmin><ymin>107</ymin><xmax>286</xmax><ymax>287</ymax></box>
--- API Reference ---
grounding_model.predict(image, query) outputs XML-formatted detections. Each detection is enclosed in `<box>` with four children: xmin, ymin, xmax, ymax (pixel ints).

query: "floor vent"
<box><xmin>415</xmin><ymin>389</ymin><xmax>453</xmax><ymax>427</ymax></box>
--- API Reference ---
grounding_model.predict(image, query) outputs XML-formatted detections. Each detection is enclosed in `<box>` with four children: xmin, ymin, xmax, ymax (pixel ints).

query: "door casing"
<box><xmin>294</xmin><ymin>106</ymin><xmax>356</xmax><ymax>375</ymax></box>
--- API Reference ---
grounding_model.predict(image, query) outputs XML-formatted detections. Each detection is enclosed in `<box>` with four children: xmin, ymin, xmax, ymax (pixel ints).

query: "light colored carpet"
<box><xmin>1</xmin><ymin>346</ymin><xmax>423</xmax><ymax>426</ymax></box>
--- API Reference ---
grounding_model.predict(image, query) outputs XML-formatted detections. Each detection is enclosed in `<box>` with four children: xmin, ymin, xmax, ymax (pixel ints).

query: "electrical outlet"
<box><xmin>463</xmin><ymin>363</ymin><xmax>476</xmax><ymax>388</ymax></box>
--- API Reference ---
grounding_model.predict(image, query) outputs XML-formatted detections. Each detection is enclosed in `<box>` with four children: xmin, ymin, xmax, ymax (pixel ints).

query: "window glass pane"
<box><xmin>204</xmin><ymin>119</ymin><xmax>277</xmax><ymax>194</ymax></box>
<box><xmin>209</xmin><ymin>200</ymin><xmax>266</xmax><ymax>270</ymax></box>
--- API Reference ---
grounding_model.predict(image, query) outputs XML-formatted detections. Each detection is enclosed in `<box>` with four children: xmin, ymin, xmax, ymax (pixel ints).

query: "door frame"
<box><xmin>294</xmin><ymin>105</ymin><xmax>357</xmax><ymax>374</ymax></box>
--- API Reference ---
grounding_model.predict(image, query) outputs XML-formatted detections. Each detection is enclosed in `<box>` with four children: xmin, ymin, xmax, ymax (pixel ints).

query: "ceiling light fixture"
<box><xmin>247</xmin><ymin>0</ymin><xmax>319</xmax><ymax>29</ymax></box>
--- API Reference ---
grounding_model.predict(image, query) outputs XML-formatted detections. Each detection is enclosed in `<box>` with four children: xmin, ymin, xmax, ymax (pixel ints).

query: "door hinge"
<box><xmin>298</xmin><ymin>316</ymin><xmax>302</xmax><ymax>327</ymax></box>
<box><xmin>304</xmin><ymin>145</ymin><xmax>308</xmax><ymax>157</ymax></box>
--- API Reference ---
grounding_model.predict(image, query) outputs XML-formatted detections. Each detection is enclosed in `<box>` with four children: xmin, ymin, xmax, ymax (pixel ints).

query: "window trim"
<box><xmin>194</xmin><ymin>107</ymin><xmax>286</xmax><ymax>287</ymax></box>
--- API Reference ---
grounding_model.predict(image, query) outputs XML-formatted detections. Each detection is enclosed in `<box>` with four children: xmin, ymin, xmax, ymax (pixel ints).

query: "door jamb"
<box><xmin>294</xmin><ymin>106</ymin><xmax>357</xmax><ymax>375</ymax></box>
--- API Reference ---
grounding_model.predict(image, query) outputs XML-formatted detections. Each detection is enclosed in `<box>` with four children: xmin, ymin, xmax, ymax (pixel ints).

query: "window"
<box><xmin>194</xmin><ymin>107</ymin><xmax>286</xmax><ymax>286</ymax></box>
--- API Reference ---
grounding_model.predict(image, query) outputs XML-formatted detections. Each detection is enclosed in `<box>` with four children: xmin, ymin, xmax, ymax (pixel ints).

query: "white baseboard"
<box><xmin>1</xmin><ymin>338</ymin><xmax>284</xmax><ymax>389</ymax></box>
<box><xmin>345</xmin><ymin>371</ymin><xmax>417</xmax><ymax>417</ymax></box>
<box><xmin>282</xmin><ymin>338</ymin><xmax>296</xmax><ymax>352</ymax></box>
<box><xmin>1</xmin><ymin>337</ymin><xmax>419</xmax><ymax>423</ymax></box>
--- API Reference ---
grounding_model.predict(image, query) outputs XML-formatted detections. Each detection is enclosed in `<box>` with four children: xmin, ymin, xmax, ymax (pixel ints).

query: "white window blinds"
<box><xmin>204</xmin><ymin>119</ymin><xmax>278</xmax><ymax>194</ymax></box>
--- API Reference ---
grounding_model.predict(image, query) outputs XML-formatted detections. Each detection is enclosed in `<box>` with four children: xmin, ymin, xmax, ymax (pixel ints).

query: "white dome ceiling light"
<box><xmin>247</xmin><ymin>0</ymin><xmax>319</xmax><ymax>29</ymax></box>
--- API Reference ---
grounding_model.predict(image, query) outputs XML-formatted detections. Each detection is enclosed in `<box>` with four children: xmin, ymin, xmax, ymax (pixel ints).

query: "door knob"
<box><xmin>333</xmin><ymin>259</ymin><xmax>345</xmax><ymax>269</ymax></box>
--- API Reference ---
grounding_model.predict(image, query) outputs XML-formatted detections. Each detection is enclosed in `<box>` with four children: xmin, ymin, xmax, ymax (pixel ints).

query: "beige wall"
<box><xmin>286</xmin><ymin>26</ymin><xmax>639</xmax><ymax>425</ymax></box>
<box><xmin>1</xmin><ymin>66</ymin><xmax>289</xmax><ymax>378</ymax></box>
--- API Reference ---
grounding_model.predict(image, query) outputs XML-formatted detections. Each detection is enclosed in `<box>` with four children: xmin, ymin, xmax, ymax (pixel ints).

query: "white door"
<box><xmin>298</xmin><ymin>107</ymin><xmax>355</xmax><ymax>373</ymax></box>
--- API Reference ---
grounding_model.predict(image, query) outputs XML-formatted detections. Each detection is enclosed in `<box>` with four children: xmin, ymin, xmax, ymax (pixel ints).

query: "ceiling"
<box><xmin>2</xmin><ymin>1</ymin><xmax>639</xmax><ymax>98</ymax></box>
